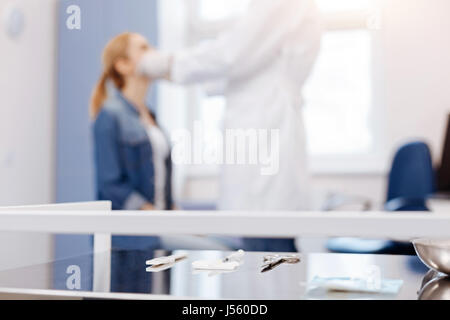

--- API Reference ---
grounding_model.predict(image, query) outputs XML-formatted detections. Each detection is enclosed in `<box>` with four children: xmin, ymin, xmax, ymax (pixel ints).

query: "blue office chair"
<box><xmin>385</xmin><ymin>141</ymin><xmax>435</xmax><ymax>211</ymax></box>
<box><xmin>327</xmin><ymin>141</ymin><xmax>436</xmax><ymax>255</ymax></box>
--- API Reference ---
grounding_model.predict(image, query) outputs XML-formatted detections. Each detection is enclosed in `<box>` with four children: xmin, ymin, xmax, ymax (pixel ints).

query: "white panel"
<box><xmin>0</xmin><ymin>0</ymin><xmax>58</xmax><ymax>206</ymax></box>
<box><xmin>0</xmin><ymin>0</ymin><xmax>59</xmax><ymax>291</ymax></box>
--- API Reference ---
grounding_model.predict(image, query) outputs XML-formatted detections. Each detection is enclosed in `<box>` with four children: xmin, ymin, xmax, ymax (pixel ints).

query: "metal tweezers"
<box><xmin>261</xmin><ymin>254</ymin><xmax>301</xmax><ymax>273</ymax></box>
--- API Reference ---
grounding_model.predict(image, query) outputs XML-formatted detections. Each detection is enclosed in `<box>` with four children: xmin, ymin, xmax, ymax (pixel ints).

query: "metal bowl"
<box><xmin>412</xmin><ymin>239</ymin><xmax>450</xmax><ymax>275</ymax></box>
<box><xmin>418</xmin><ymin>271</ymin><xmax>450</xmax><ymax>300</ymax></box>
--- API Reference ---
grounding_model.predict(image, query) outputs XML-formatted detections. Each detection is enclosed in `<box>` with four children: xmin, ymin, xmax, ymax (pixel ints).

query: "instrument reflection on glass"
<box><xmin>418</xmin><ymin>270</ymin><xmax>450</xmax><ymax>300</ymax></box>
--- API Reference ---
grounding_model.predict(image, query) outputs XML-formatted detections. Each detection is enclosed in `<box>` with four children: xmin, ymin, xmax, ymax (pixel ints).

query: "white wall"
<box><xmin>381</xmin><ymin>0</ymin><xmax>450</xmax><ymax>163</ymax></box>
<box><xmin>0</xmin><ymin>0</ymin><xmax>58</xmax><ymax>275</ymax></box>
<box><xmin>0</xmin><ymin>0</ymin><xmax>57</xmax><ymax>206</ymax></box>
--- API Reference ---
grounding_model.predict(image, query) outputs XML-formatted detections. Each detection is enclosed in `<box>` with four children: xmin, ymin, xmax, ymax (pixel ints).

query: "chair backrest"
<box><xmin>387</xmin><ymin>141</ymin><xmax>436</xmax><ymax>202</ymax></box>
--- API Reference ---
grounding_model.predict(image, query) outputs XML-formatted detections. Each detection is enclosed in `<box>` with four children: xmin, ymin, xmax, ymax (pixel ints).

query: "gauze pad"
<box><xmin>138</xmin><ymin>51</ymin><xmax>172</xmax><ymax>79</ymax></box>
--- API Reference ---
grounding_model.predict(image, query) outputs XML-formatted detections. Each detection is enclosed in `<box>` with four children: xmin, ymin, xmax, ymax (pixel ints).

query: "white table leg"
<box><xmin>93</xmin><ymin>233</ymin><xmax>111</xmax><ymax>292</ymax></box>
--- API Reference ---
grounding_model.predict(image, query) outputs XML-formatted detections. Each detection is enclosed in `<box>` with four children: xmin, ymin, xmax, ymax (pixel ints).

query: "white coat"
<box><xmin>172</xmin><ymin>0</ymin><xmax>322</xmax><ymax>211</ymax></box>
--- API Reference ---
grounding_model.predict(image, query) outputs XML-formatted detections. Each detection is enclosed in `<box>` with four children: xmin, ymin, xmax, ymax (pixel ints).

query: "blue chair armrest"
<box><xmin>384</xmin><ymin>197</ymin><xmax>429</xmax><ymax>212</ymax></box>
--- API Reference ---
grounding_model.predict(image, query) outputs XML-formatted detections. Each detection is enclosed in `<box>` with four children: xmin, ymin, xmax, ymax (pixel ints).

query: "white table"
<box><xmin>0</xmin><ymin>209</ymin><xmax>449</xmax><ymax>294</ymax></box>
<box><xmin>0</xmin><ymin>210</ymin><xmax>448</xmax><ymax>239</ymax></box>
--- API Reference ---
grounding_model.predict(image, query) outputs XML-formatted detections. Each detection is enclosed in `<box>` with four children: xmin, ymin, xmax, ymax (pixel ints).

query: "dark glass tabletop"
<box><xmin>0</xmin><ymin>249</ymin><xmax>439</xmax><ymax>300</ymax></box>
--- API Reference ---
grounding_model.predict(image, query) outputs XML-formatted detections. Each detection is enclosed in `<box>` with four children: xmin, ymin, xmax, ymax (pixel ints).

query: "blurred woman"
<box><xmin>91</xmin><ymin>32</ymin><xmax>173</xmax><ymax>293</ymax></box>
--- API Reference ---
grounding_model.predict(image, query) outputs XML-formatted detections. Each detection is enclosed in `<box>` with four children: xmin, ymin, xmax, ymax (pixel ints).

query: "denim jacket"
<box><xmin>93</xmin><ymin>91</ymin><xmax>173</xmax><ymax>211</ymax></box>
<box><xmin>93</xmin><ymin>91</ymin><xmax>173</xmax><ymax>250</ymax></box>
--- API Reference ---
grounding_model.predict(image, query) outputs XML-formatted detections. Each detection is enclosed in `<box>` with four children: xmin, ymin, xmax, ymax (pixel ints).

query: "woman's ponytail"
<box><xmin>90</xmin><ymin>32</ymin><xmax>131</xmax><ymax>119</ymax></box>
<box><xmin>90</xmin><ymin>72</ymin><xmax>108</xmax><ymax>119</ymax></box>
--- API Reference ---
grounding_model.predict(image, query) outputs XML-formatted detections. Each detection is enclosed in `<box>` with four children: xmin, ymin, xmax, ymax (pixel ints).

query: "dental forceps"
<box><xmin>146</xmin><ymin>253</ymin><xmax>188</xmax><ymax>272</ymax></box>
<box><xmin>261</xmin><ymin>254</ymin><xmax>301</xmax><ymax>273</ymax></box>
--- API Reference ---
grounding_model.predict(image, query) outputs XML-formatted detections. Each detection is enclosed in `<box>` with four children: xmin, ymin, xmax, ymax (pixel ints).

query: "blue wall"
<box><xmin>56</xmin><ymin>0</ymin><xmax>158</xmax><ymax>290</ymax></box>
<box><xmin>57</xmin><ymin>0</ymin><xmax>158</xmax><ymax>204</ymax></box>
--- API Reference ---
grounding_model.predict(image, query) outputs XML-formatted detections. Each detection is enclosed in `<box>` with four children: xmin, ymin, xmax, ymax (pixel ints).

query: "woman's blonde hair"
<box><xmin>90</xmin><ymin>32</ymin><xmax>132</xmax><ymax>119</ymax></box>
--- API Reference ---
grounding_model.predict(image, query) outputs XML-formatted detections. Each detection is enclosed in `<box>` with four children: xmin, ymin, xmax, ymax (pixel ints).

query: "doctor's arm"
<box><xmin>139</xmin><ymin>0</ymin><xmax>312</xmax><ymax>84</ymax></box>
<box><xmin>170</xmin><ymin>0</ymin><xmax>313</xmax><ymax>84</ymax></box>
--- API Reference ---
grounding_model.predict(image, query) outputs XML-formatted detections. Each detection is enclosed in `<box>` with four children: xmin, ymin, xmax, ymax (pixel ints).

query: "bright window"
<box><xmin>197</xmin><ymin>0</ymin><xmax>249</xmax><ymax>21</ymax></box>
<box><xmin>303</xmin><ymin>30</ymin><xmax>373</xmax><ymax>155</ymax></box>
<box><xmin>316</xmin><ymin>0</ymin><xmax>375</xmax><ymax>13</ymax></box>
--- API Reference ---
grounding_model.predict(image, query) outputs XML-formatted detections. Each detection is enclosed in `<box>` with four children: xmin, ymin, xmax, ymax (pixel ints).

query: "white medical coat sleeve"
<box><xmin>172</xmin><ymin>0</ymin><xmax>313</xmax><ymax>84</ymax></box>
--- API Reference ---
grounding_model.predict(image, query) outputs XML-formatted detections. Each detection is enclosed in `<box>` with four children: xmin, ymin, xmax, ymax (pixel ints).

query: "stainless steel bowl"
<box><xmin>412</xmin><ymin>239</ymin><xmax>450</xmax><ymax>275</ymax></box>
<box><xmin>418</xmin><ymin>271</ymin><xmax>450</xmax><ymax>300</ymax></box>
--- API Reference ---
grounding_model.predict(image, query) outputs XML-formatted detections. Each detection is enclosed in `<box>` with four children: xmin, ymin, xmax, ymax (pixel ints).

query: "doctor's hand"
<box><xmin>141</xmin><ymin>203</ymin><xmax>156</xmax><ymax>211</ymax></box>
<box><xmin>138</xmin><ymin>49</ymin><xmax>173</xmax><ymax>80</ymax></box>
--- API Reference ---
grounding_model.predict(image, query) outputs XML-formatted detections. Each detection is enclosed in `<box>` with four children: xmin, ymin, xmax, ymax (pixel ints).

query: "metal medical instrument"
<box><xmin>261</xmin><ymin>254</ymin><xmax>301</xmax><ymax>273</ymax></box>
<box><xmin>146</xmin><ymin>253</ymin><xmax>188</xmax><ymax>272</ymax></box>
